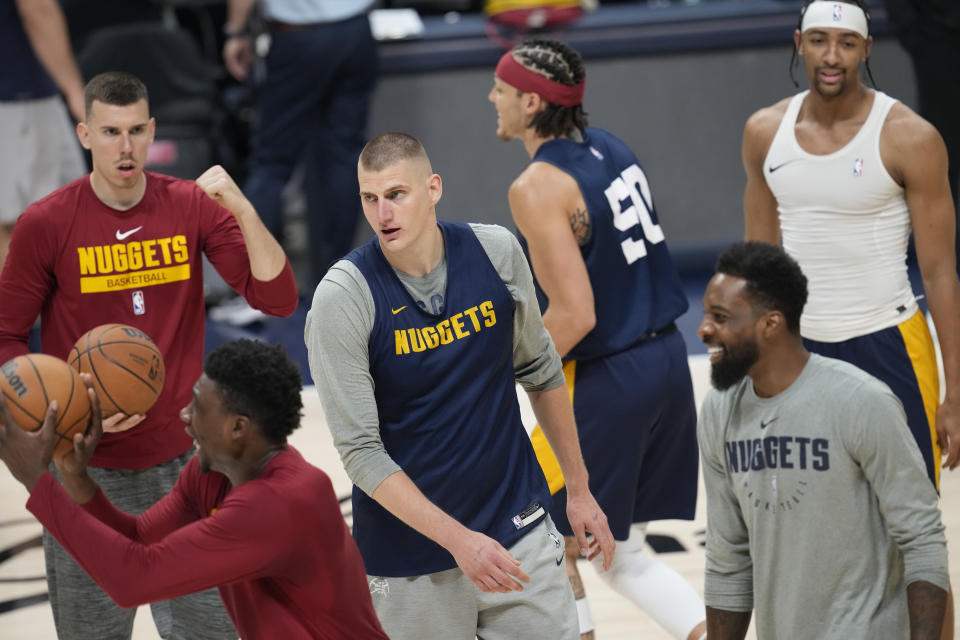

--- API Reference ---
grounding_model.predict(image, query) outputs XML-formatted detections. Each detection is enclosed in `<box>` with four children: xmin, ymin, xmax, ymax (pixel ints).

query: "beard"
<box><xmin>710</xmin><ymin>339</ymin><xmax>760</xmax><ymax>390</ymax></box>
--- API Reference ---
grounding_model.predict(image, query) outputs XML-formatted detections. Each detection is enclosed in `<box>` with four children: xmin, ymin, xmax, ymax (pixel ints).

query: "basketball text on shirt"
<box><xmin>76</xmin><ymin>235</ymin><xmax>190</xmax><ymax>293</ymax></box>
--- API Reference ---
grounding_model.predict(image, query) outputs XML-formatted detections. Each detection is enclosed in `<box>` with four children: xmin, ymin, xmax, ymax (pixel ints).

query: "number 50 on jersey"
<box><xmin>604</xmin><ymin>164</ymin><xmax>665</xmax><ymax>264</ymax></box>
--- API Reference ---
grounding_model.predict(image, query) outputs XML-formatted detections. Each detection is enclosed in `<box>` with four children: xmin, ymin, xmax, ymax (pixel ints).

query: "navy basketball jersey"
<box><xmin>526</xmin><ymin>127</ymin><xmax>688</xmax><ymax>361</ymax></box>
<box><xmin>346</xmin><ymin>221</ymin><xmax>551</xmax><ymax>576</ymax></box>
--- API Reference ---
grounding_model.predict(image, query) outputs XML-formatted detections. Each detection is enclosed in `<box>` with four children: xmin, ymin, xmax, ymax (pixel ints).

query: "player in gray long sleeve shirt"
<box><xmin>697</xmin><ymin>242</ymin><xmax>948</xmax><ymax>640</ymax></box>
<box><xmin>302</xmin><ymin>133</ymin><xmax>614</xmax><ymax>639</ymax></box>
<box><xmin>305</xmin><ymin>222</ymin><xmax>564</xmax><ymax>495</ymax></box>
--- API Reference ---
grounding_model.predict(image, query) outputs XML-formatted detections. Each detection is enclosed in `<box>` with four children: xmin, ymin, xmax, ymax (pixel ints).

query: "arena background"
<box><xmin>6</xmin><ymin>1</ymin><xmax>954</xmax><ymax>637</ymax></box>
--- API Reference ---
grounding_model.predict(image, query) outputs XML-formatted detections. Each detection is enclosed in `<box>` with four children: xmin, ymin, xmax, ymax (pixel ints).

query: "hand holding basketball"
<box><xmin>0</xmin><ymin>394</ymin><xmax>58</xmax><ymax>492</ymax></box>
<box><xmin>56</xmin><ymin>376</ymin><xmax>104</xmax><ymax>477</ymax></box>
<box><xmin>1</xmin><ymin>354</ymin><xmax>92</xmax><ymax>459</ymax></box>
<box><xmin>54</xmin><ymin>378</ymin><xmax>106</xmax><ymax>505</ymax></box>
<box><xmin>102</xmin><ymin>412</ymin><xmax>146</xmax><ymax>434</ymax></box>
<box><xmin>69</xmin><ymin>324</ymin><xmax>164</xmax><ymax>418</ymax></box>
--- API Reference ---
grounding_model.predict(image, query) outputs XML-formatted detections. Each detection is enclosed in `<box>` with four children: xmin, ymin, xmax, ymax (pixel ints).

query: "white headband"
<box><xmin>801</xmin><ymin>2</ymin><xmax>868</xmax><ymax>39</ymax></box>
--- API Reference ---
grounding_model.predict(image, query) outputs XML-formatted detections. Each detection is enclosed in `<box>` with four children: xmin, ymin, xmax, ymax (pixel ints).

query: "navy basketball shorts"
<box><xmin>804</xmin><ymin>310</ymin><xmax>941</xmax><ymax>489</ymax></box>
<box><xmin>531</xmin><ymin>328</ymin><xmax>699</xmax><ymax>540</ymax></box>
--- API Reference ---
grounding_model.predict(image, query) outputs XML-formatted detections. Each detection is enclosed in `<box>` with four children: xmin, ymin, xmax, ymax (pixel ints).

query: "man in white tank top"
<box><xmin>743</xmin><ymin>0</ymin><xmax>960</xmax><ymax>466</ymax></box>
<box><xmin>742</xmin><ymin>5</ymin><xmax>959</xmax><ymax>632</ymax></box>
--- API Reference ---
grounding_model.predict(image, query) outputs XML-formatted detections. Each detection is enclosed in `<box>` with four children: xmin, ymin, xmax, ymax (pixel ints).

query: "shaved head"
<box><xmin>359</xmin><ymin>132</ymin><xmax>433</xmax><ymax>176</ymax></box>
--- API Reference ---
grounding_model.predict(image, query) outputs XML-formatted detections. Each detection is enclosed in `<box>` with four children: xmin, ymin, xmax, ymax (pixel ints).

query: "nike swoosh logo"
<box><xmin>116</xmin><ymin>226</ymin><xmax>143</xmax><ymax>241</ymax></box>
<box><xmin>391</xmin><ymin>306</ymin><xmax>407</xmax><ymax>315</ymax></box>
<box><xmin>548</xmin><ymin>531</ymin><xmax>563</xmax><ymax>566</ymax></box>
<box><xmin>760</xmin><ymin>417</ymin><xmax>778</xmax><ymax>429</ymax></box>
<box><xmin>767</xmin><ymin>160</ymin><xmax>800</xmax><ymax>174</ymax></box>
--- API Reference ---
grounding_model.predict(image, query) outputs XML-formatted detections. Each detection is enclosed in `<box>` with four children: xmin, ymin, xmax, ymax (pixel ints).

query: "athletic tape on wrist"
<box><xmin>801</xmin><ymin>2</ymin><xmax>868</xmax><ymax>38</ymax></box>
<box><xmin>575</xmin><ymin>596</ymin><xmax>595</xmax><ymax>634</ymax></box>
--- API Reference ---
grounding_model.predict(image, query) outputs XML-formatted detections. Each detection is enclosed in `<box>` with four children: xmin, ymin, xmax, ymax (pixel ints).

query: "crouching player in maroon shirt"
<box><xmin>0</xmin><ymin>339</ymin><xmax>389</xmax><ymax>640</ymax></box>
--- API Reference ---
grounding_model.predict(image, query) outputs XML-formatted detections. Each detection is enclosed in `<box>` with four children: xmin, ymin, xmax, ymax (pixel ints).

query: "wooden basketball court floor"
<box><xmin>1</xmin><ymin>354</ymin><xmax>958</xmax><ymax>638</ymax></box>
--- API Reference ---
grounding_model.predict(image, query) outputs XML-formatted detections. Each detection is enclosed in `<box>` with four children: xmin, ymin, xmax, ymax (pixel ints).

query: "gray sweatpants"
<box><xmin>43</xmin><ymin>449</ymin><xmax>237</xmax><ymax>640</ymax></box>
<box><xmin>368</xmin><ymin>516</ymin><xmax>579</xmax><ymax>640</ymax></box>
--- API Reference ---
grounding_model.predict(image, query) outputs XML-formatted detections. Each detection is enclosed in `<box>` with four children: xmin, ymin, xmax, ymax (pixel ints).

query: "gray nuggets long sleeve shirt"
<box><xmin>698</xmin><ymin>354</ymin><xmax>948</xmax><ymax>639</ymax></box>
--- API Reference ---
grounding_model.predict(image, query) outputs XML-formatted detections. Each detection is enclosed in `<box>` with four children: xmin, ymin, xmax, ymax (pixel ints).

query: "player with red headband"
<box><xmin>490</xmin><ymin>39</ymin><xmax>707</xmax><ymax>640</ymax></box>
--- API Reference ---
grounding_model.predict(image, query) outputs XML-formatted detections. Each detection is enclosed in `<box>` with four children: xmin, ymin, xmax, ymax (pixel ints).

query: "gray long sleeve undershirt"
<box><xmin>304</xmin><ymin>223</ymin><xmax>564</xmax><ymax>497</ymax></box>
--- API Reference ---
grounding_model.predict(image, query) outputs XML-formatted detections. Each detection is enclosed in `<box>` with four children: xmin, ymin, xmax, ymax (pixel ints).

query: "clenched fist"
<box><xmin>196</xmin><ymin>165</ymin><xmax>255</xmax><ymax>219</ymax></box>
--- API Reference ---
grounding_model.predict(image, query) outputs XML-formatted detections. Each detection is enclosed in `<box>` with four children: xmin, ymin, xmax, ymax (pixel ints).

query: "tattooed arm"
<box><xmin>508</xmin><ymin>161</ymin><xmax>595</xmax><ymax>357</ymax></box>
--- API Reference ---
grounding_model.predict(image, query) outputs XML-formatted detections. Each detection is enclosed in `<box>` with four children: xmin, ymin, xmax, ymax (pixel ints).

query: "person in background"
<box><xmin>489</xmin><ymin>38</ymin><xmax>706</xmax><ymax>640</ymax></box>
<box><xmin>1</xmin><ymin>0</ymin><xmax>86</xmax><ymax>271</ymax></box>
<box><xmin>222</xmin><ymin>0</ymin><xmax>378</xmax><ymax>291</ymax></box>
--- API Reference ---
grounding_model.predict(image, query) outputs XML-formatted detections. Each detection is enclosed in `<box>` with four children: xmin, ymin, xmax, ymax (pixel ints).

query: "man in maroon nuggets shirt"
<box><xmin>0</xmin><ymin>339</ymin><xmax>389</xmax><ymax>640</ymax></box>
<box><xmin>0</xmin><ymin>71</ymin><xmax>299</xmax><ymax>639</ymax></box>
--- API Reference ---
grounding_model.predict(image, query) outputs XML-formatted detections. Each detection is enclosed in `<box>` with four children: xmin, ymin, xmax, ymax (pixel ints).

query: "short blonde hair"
<box><xmin>359</xmin><ymin>132</ymin><xmax>432</xmax><ymax>173</ymax></box>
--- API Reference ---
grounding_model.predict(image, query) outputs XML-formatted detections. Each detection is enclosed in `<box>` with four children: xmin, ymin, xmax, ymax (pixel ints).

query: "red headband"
<box><xmin>495</xmin><ymin>51</ymin><xmax>585</xmax><ymax>107</ymax></box>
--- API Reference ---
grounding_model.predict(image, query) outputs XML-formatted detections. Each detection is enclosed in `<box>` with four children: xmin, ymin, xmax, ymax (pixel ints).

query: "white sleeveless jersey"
<box><xmin>764</xmin><ymin>90</ymin><xmax>916</xmax><ymax>342</ymax></box>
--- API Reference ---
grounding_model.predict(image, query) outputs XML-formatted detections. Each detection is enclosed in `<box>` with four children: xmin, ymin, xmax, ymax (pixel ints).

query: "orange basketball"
<box><xmin>68</xmin><ymin>324</ymin><xmax>165</xmax><ymax>417</ymax></box>
<box><xmin>0</xmin><ymin>354</ymin><xmax>92</xmax><ymax>458</ymax></box>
